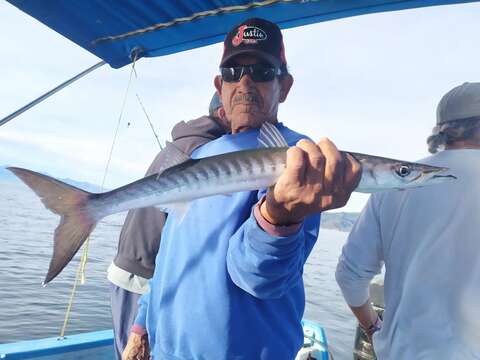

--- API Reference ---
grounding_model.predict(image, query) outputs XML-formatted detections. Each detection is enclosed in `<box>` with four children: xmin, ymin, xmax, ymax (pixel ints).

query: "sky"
<box><xmin>0</xmin><ymin>2</ymin><xmax>479</xmax><ymax>212</ymax></box>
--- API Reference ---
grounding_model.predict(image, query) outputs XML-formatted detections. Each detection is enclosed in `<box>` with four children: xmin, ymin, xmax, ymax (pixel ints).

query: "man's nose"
<box><xmin>238</xmin><ymin>73</ymin><xmax>254</xmax><ymax>89</ymax></box>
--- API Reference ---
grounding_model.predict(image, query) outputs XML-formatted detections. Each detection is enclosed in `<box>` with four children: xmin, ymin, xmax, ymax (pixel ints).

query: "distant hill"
<box><xmin>0</xmin><ymin>166</ymin><xmax>16</xmax><ymax>182</ymax></box>
<box><xmin>1</xmin><ymin>166</ymin><xmax>104</xmax><ymax>192</ymax></box>
<box><xmin>321</xmin><ymin>212</ymin><xmax>359</xmax><ymax>232</ymax></box>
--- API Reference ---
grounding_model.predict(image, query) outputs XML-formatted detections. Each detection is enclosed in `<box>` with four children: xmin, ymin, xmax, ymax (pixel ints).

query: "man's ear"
<box><xmin>218</xmin><ymin>107</ymin><xmax>226</xmax><ymax>120</ymax></box>
<box><xmin>214</xmin><ymin>75</ymin><xmax>223</xmax><ymax>94</ymax></box>
<box><xmin>279</xmin><ymin>74</ymin><xmax>293</xmax><ymax>103</ymax></box>
<box><xmin>216</xmin><ymin>107</ymin><xmax>231</xmax><ymax>132</ymax></box>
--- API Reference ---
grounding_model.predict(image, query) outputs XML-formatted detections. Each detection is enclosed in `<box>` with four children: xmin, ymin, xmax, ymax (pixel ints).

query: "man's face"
<box><xmin>214</xmin><ymin>55</ymin><xmax>293</xmax><ymax>134</ymax></box>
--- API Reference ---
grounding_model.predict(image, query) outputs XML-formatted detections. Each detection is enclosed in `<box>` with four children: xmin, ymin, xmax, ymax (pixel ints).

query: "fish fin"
<box><xmin>7</xmin><ymin>167</ymin><xmax>98</xmax><ymax>284</ymax></box>
<box><xmin>258</xmin><ymin>122</ymin><xmax>289</xmax><ymax>148</ymax></box>
<box><xmin>155</xmin><ymin>142</ymin><xmax>191</xmax><ymax>179</ymax></box>
<box><xmin>44</xmin><ymin>215</ymin><xmax>96</xmax><ymax>285</ymax></box>
<box><xmin>155</xmin><ymin>201</ymin><xmax>191</xmax><ymax>223</ymax></box>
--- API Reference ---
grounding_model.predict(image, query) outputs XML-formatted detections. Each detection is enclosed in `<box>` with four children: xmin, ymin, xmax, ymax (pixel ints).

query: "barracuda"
<box><xmin>7</xmin><ymin>123</ymin><xmax>455</xmax><ymax>284</ymax></box>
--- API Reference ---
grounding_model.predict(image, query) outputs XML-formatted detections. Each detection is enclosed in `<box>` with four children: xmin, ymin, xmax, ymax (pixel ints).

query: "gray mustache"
<box><xmin>232</xmin><ymin>93</ymin><xmax>261</xmax><ymax>105</ymax></box>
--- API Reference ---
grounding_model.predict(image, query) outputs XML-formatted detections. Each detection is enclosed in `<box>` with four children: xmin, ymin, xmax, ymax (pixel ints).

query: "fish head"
<box><xmin>387</xmin><ymin>161</ymin><xmax>456</xmax><ymax>189</ymax></box>
<box><xmin>355</xmin><ymin>154</ymin><xmax>458</xmax><ymax>193</ymax></box>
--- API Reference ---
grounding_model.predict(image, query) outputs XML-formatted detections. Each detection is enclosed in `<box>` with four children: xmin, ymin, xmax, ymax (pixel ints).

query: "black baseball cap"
<box><xmin>220</xmin><ymin>18</ymin><xmax>287</xmax><ymax>69</ymax></box>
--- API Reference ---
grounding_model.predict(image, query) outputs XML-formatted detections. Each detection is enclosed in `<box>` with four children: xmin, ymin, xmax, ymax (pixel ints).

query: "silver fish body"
<box><xmin>7</xmin><ymin>144</ymin><xmax>454</xmax><ymax>284</ymax></box>
<box><xmin>90</xmin><ymin>148</ymin><xmax>287</xmax><ymax>218</ymax></box>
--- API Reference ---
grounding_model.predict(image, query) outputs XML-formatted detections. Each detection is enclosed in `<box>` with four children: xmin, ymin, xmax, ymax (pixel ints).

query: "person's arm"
<box><xmin>121</xmin><ymin>289</ymin><xmax>150</xmax><ymax>360</ymax></box>
<box><xmin>350</xmin><ymin>300</ymin><xmax>382</xmax><ymax>341</ymax></box>
<box><xmin>335</xmin><ymin>195</ymin><xmax>384</xmax><ymax>337</ymax></box>
<box><xmin>121</xmin><ymin>116</ymin><xmax>226</xmax><ymax>358</ymax></box>
<box><xmin>122</xmin><ymin>331</ymin><xmax>149</xmax><ymax>360</ymax></box>
<box><xmin>227</xmin><ymin>138</ymin><xmax>361</xmax><ymax>299</ymax></box>
<box><xmin>227</xmin><ymin>193</ymin><xmax>320</xmax><ymax>299</ymax></box>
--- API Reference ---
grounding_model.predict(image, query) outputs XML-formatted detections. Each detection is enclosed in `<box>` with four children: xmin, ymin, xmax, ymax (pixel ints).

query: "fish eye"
<box><xmin>396</xmin><ymin>165</ymin><xmax>411</xmax><ymax>177</ymax></box>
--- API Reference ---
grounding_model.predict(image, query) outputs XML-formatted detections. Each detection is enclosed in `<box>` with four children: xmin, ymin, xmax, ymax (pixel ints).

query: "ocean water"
<box><xmin>0</xmin><ymin>181</ymin><xmax>356</xmax><ymax>359</ymax></box>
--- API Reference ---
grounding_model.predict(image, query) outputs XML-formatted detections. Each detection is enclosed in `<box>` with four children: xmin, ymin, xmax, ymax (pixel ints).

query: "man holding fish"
<box><xmin>122</xmin><ymin>17</ymin><xmax>361</xmax><ymax>359</ymax></box>
<box><xmin>7</xmin><ymin>17</ymin><xmax>454</xmax><ymax>360</ymax></box>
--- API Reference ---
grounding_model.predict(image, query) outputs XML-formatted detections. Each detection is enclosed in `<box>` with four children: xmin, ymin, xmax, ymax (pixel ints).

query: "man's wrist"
<box><xmin>131</xmin><ymin>324</ymin><xmax>147</xmax><ymax>337</ymax></box>
<box><xmin>254</xmin><ymin>197</ymin><xmax>302</xmax><ymax>236</ymax></box>
<box><xmin>360</xmin><ymin>314</ymin><xmax>382</xmax><ymax>338</ymax></box>
<box><xmin>259</xmin><ymin>196</ymin><xmax>303</xmax><ymax>226</ymax></box>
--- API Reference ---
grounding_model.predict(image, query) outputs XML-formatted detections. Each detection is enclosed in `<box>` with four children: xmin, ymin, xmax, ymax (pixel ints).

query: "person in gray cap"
<box><xmin>427</xmin><ymin>82</ymin><xmax>480</xmax><ymax>153</ymax></box>
<box><xmin>336</xmin><ymin>82</ymin><xmax>480</xmax><ymax>359</ymax></box>
<box><xmin>209</xmin><ymin>92</ymin><xmax>230</xmax><ymax>131</ymax></box>
<box><xmin>108</xmin><ymin>92</ymin><xmax>227</xmax><ymax>360</ymax></box>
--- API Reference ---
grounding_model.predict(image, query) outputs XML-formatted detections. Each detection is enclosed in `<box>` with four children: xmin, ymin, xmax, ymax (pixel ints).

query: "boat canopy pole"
<box><xmin>0</xmin><ymin>60</ymin><xmax>106</xmax><ymax>127</ymax></box>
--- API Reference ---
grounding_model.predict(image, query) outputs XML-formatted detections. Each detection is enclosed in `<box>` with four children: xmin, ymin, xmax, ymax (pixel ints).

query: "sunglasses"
<box><xmin>220</xmin><ymin>63</ymin><xmax>282</xmax><ymax>83</ymax></box>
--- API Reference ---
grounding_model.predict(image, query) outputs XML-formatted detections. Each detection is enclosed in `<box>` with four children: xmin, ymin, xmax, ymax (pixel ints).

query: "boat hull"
<box><xmin>0</xmin><ymin>321</ymin><xmax>329</xmax><ymax>359</ymax></box>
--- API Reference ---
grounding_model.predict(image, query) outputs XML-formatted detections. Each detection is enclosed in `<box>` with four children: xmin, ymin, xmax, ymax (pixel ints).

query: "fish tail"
<box><xmin>7</xmin><ymin>167</ymin><xmax>99</xmax><ymax>284</ymax></box>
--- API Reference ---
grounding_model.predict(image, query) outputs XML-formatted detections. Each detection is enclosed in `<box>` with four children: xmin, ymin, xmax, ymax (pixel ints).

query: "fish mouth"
<box><xmin>432</xmin><ymin>174</ymin><xmax>457</xmax><ymax>180</ymax></box>
<box><xmin>431</xmin><ymin>166</ymin><xmax>457</xmax><ymax>180</ymax></box>
<box><xmin>417</xmin><ymin>167</ymin><xmax>456</xmax><ymax>183</ymax></box>
<box><xmin>422</xmin><ymin>166</ymin><xmax>449</xmax><ymax>174</ymax></box>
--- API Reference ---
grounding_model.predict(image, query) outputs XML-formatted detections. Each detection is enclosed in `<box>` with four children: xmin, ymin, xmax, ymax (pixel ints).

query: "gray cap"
<box><xmin>436</xmin><ymin>82</ymin><xmax>480</xmax><ymax>125</ymax></box>
<box><xmin>209</xmin><ymin>92</ymin><xmax>222</xmax><ymax>117</ymax></box>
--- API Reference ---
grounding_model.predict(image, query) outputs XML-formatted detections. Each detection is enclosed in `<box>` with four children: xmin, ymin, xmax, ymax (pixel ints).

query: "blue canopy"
<box><xmin>6</xmin><ymin>0</ymin><xmax>478</xmax><ymax>68</ymax></box>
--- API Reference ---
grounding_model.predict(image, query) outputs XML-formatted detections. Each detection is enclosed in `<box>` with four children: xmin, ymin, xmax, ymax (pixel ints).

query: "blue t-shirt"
<box><xmin>135</xmin><ymin>124</ymin><xmax>321</xmax><ymax>360</ymax></box>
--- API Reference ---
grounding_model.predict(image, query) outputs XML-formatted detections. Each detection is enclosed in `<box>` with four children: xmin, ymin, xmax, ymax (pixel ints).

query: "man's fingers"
<box><xmin>344</xmin><ymin>153</ymin><xmax>362</xmax><ymax>192</ymax></box>
<box><xmin>317</xmin><ymin>138</ymin><xmax>343</xmax><ymax>196</ymax></box>
<box><xmin>273</xmin><ymin>138</ymin><xmax>362</xmax><ymax>218</ymax></box>
<box><xmin>326</xmin><ymin>152</ymin><xmax>361</xmax><ymax>210</ymax></box>
<box><xmin>296</xmin><ymin>139</ymin><xmax>325</xmax><ymax>187</ymax></box>
<box><xmin>283</xmin><ymin>145</ymin><xmax>306</xmax><ymax>185</ymax></box>
<box><xmin>122</xmin><ymin>333</ymin><xmax>149</xmax><ymax>360</ymax></box>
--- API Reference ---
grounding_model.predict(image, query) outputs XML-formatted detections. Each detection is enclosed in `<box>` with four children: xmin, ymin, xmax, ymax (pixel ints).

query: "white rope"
<box><xmin>59</xmin><ymin>55</ymin><xmax>138</xmax><ymax>337</ymax></box>
<box><xmin>92</xmin><ymin>0</ymin><xmax>298</xmax><ymax>45</ymax></box>
<box><xmin>135</xmin><ymin>93</ymin><xmax>163</xmax><ymax>150</ymax></box>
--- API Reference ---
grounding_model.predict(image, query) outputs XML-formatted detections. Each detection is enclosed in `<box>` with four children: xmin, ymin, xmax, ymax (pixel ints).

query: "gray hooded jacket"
<box><xmin>109</xmin><ymin>116</ymin><xmax>225</xmax><ymax>291</ymax></box>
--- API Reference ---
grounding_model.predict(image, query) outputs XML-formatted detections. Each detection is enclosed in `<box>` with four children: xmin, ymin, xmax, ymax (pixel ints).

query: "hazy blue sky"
<box><xmin>0</xmin><ymin>2</ymin><xmax>478</xmax><ymax>212</ymax></box>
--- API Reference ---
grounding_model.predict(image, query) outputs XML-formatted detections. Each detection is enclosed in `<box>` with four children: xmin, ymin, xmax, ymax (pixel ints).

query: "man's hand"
<box><xmin>122</xmin><ymin>332</ymin><xmax>150</xmax><ymax>360</ymax></box>
<box><xmin>261</xmin><ymin>138</ymin><xmax>361</xmax><ymax>225</ymax></box>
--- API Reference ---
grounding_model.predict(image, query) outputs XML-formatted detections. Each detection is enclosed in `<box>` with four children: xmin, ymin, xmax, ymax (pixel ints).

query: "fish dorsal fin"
<box><xmin>155</xmin><ymin>141</ymin><xmax>191</xmax><ymax>178</ymax></box>
<box><xmin>258</xmin><ymin>122</ymin><xmax>288</xmax><ymax>148</ymax></box>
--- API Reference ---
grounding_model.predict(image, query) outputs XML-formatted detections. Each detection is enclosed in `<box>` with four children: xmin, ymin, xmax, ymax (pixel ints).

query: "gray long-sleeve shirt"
<box><xmin>336</xmin><ymin>149</ymin><xmax>480</xmax><ymax>359</ymax></box>
<box><xmin>108</xmin><ymin>116</ymin><xmax>225</xmax><ymax>292</ymax></box>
